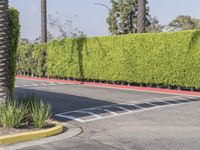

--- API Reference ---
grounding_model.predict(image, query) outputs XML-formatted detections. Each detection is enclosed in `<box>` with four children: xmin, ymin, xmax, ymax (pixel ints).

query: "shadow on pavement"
<box><xmin>14</xmin><ymin>87</ymin><xmax>116</xmax><ymax>122</ymax></box>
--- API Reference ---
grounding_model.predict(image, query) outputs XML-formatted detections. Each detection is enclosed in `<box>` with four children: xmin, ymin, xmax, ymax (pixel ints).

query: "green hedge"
<box><xmin>9</xmin><ymin>8</ymin><xmax>20</xmax><ymax>97</ymax></box>
<box><xmin>17</xmin><ymin>30</ymin><xmax>200</xmax><ymax>88</ymax></box>
<box><xmin>17</xmin><ymin>44</ymin><xmax>45</xmax><ymax>77</ymax></box>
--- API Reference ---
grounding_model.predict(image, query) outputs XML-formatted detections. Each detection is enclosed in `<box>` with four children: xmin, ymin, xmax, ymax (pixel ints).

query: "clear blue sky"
<box><xmin>10</xmin><ymin>0</ymin><xmax>200</xmax><ymax>40</ymax></box>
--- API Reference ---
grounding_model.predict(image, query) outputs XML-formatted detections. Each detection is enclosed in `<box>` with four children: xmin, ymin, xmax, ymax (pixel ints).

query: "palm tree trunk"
<box><xmin>41</xmin><ymin>0</ymin><xmax>47</xmax><ymax>77</ymax></box>
<box><xmin>137</xmin><ymin>0</ymin><xmax>146</xmax><ymax>33</ymax></box>
<box><xmin>0</xmin><ymin>0</ymin><xmax>10</xmax><ymax>104</ymax></box>
<box><xmin>41</xmin><ymin>0</ymin><xmax>47</xmax><ymax>43</ymax></box>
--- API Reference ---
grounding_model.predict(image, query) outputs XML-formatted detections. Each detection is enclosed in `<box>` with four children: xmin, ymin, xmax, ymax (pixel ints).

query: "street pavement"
<box><xmin>6</xmin><ymin>79</ymin><xmax>200</xmax><ymax>150</ymax></box>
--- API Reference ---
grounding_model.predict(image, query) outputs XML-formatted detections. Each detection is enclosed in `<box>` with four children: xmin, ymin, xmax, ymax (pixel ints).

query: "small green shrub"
<box><xmin>0</xmin><ymin>101</ymin><xmax>27</xmax><ymax>128</ymax></box>
<box><xmin>0</xmin><ymin>95</ymin><xmax>52</xmax><ymax>129</ymax></box>
<box><xmin>18</xmin><ymin>94</ymin><xmax>52</xmax><ymax>129</ymax></box>
<box><xmin>18</xmin><ymin>94</ymin><xmax>37</xmax><ymax>124</ymax></box>
<box><xmin>30</xmin><ymin>100</ymin><xmax>52</xmax><ymax>129</ymax></box>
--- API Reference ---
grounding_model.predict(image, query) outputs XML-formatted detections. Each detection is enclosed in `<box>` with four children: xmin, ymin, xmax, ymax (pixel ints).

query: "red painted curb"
<box><xmin>16</xmin><ymin>75</ymin><xmax>200</xmax><ymax>97</ymax></box>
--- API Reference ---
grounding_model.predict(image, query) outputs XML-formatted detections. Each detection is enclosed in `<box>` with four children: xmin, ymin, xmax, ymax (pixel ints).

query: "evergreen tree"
<box><xmin>168</xmin><ymin>15</ymin><xmax>200</xmax><ymax>31</ymax></box>
<box><xmin>107</xmin><ymin>0</ymin><xmax>150</xmax><ymax>34</ymax></box>
<box><xmin>146</xmin><ymin>17</ymin><xmax>164</xmax><ymax>33</ymax></box>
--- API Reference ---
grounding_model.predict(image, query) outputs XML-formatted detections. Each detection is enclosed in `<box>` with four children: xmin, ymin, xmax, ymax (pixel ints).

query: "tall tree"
<box><xmin>168</xmin><ymin>15</ymin><xmax>200</xmax><ymax>31</ymax></box>
<box><xmin>0</xmin><ymin>0</ymin><xmax>9</xmax><ymax>104</ymax></box>
<box><xmin>41</xmin><ymin>0</ymin><xmax>47</xmax><ymax>43</ymax></box>
<box><xmin>137</xmin><ymin>0</ymin><xmax>146</xmax><ymax>33</ymax></box>
<box><xmin>41</xmin><ymin>0</ymin><xmax>47</xmax><ymax>77</ymax></box>
<box><xmin>107</xmin><ymin>0</ymin><xmax>150</xmax><ymax>35</ymax></box>
<box><xmin>146</xmin><ymin>17</ymin><xmax>164</xmax><ymax>33</ymax></box>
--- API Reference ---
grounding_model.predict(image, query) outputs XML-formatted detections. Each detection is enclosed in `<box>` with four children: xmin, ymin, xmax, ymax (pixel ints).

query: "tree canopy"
<box><xmin>107</xmin><ymin>0</ymin><xmax>150</xmax><ymax>35</ymax></box>
<box><xmin>168</xmin><ymin>15</ymin><xmax>200</xmax><ymax>31</ymax></box>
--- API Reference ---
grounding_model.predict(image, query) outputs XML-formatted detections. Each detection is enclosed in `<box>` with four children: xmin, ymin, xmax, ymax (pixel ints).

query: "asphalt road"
<box><xmin>8</xmin><ymin>79</ymin><xmax>200</xmax><ymax>149</ymax></box>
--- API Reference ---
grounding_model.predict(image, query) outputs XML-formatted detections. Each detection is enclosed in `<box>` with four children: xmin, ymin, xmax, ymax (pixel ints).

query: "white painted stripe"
<box><xmin>41</xmin><ymin>83</ymin><xmax>48</xmax><ymax>85</ymax></box>
<box><xmin>188</xmin><ymin>96</ymin><xmax>199</xmax><ymax>99</ymax></box>
<box><xmin>115</xmin><ymin>106</ymin><xmax>132</xmax><ymax>112</ymax></box>
<box><xmin>77</xmin><ymin>110</ymin><xmax>102</xmax><ymax>119</ymax></box>
<box><xmin>55</xmin><ymin>99</ymin><xmax>199</xmax><ymax>123</ymax></box>
<box><xmin>145</xmin><ymin>102</ymin><xmax>159</xmax><ymax>107</ymax></box>
<box><xmin>55</xmin><ymin>114</ymin><xmax>84</xmax><ymax>123</ymax></box>
<box><xmin>23</xmin><ymin>85</ymin><xmax>32</xmax><ymax>87</ymax></box>
<box><xmin>104</xmin><ymin>109</ymin><xmax>118</xmax><ymax>115</ymax></box>
<box><xmin>84</xmin><ymin>101</ymin><xmax>196</xmax><ymax>123</ymax></box>
<box><xmin>127</xmin><ymin>104</ymin><xmax>143</xmax><ymax>109</ymax></box>
<box><xmin>16</xmin><ymin>78</ymin><xmax>200</xmax><ymax>98</ymax></box>
<box><xmin>58</xmin><ymin>96</ymin><xmax>181</xmax><ymax>115</ymax></box>
<box><xmin>49</xmin><ymin>82</ymin><xmax>56</xmax><ymax>85</ymax></box>
<box><xmin>32</xmin><ymin>83</ymin><xmax>38</xmax><ymax>86</ymax></box>
<box><xmin>177</xmin><ymin>98</ymin><xmax>191</xmax><ymax>102</ymax></box>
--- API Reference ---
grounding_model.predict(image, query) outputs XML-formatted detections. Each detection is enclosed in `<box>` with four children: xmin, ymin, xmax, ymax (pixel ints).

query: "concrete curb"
<box><xmin>0</xmin><ymin>123</ymin><xmax>82</xmax><ymax>150</ymax></box>
<box><xmin>0</xmin><ymin>122</ymin><xmax>63</xmax><ymax>145</ymax></box>
<box><xmin>16</xmin><ymin>75</ymin><xmax>200</xmax><ymax>97</ymax></box>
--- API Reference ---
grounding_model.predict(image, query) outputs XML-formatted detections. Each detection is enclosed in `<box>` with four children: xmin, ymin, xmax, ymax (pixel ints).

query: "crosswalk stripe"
<box><xmin>55</xmin><ymin>96</ymin><xmax>200</xmax><ymax>123</ymax></box>
<box><xmin>55</xmin><ymin>114</ymin><xmax>85</xmax><ymax>123</ymax></box>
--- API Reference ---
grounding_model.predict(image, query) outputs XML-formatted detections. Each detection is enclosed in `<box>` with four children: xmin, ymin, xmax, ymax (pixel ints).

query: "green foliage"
<box><xmin>8</xmin><ymin>8</ymin><xmax>20</xmax><ymax>97</ymax></box>
<box><xmin>0</xmin><ymin>95</ymin><xmax>52</xmax><ymax>129</ymax></box>
<box><xmin>168</xmin><ymin>15</ymin><xmax>200</xmax><ymax>31</ymax></box>
<box><xmin>17</xmin><ymin>30</ymin><xmax>200</xmax><ymax>88</ymax></box>
<box><xmin>107</xmin><ymin>0</ymin><xmax>150</xmax><ymax>34</ymax></box>
<box><xmin>146</xmin><ymin>17</ymin><xmax>164</xmax><ymax>33</ymax></box>
<box><xmin>30</xmin><ymin>100</ymin><xmax>52</xmax><ymax>129</ymax></box>
<box><xmin>0</xmin><ymin>101</ymin><xmax>27</xmax><ymax>128</ymax></box>
<box><xmin>18</xmin><ymin>94</ymin><xmax>52</xmax><ymax>129</ymax></box>
<box><xmin>16</xmin><ymin>44</ymin><xmax>46</xmax><ymax>77</ymax></box>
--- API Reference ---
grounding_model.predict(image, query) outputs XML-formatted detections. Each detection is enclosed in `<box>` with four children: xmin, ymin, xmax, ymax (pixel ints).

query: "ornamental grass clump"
<box><xmin>0</xmin><ymin>95</ymin><xmax>52</xmax><ymax>129</ymax></box>
<box><xmin>30</xmin><ymin>100</ymin><xmax>52</xmax><ymax>129</ymax></box>
<box><xmin>18</xmin><ymin>94</ymin><xmax>52</xmax><ymax>129</ymax></box>
<box><xmin>0</xmin><ymin>101</ymin><xmax>27</xmax><ymax>128</ymax></box>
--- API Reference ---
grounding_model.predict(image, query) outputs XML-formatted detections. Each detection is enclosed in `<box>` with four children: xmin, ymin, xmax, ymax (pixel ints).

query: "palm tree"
<box><xmin>41</xmin><ymin>0</ymin><xmax>47</xmax><ymax>77</ymax></box>
<box><xmin>0</xmin><ymin>0</ymin><xmax>9</xmax><ymax>104</ymax></box>
<box><xmin>137</xmin><ymin>0</ymin><xmax>146</xmax><ymax>33</ymax></box>
<box><xmin>41</xmin><ymin>0</ymin><xmax>47</xmax><ymax>43</ymax></box>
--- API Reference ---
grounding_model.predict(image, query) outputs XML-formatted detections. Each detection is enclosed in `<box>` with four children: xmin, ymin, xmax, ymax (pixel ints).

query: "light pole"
<box><xmin>94</xmin><ymin>2</ymin><xmax>110</xmax><ymax>13</ymax></box>
<box><xmin>94</xmin><ymin>2</ymin><xmax>111</xmax><ymax>35</ymax></box>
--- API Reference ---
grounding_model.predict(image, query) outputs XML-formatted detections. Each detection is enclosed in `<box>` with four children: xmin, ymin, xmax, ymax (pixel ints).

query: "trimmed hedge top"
<box><xmin>17</xmin><ymin>30</ymin><xmax>200</xmax><ymax>88</ymax></box>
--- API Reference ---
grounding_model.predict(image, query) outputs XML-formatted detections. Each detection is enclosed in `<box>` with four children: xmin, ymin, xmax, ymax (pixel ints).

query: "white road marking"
<box><xmin>78</xmin><ymin>110</ymin><xmax>102</xmax><ymax>119</ymax></box>
<box><xmin>104</xmin><ymin>109</ymin><xmax>118</xmax><ymax>115</ymax></box>
<box><xmin>32</xmin><ymin>83</ymin><xmax>38</xmax><ymax>86</ymax></box>
<box><xmin>55</xmin><ymin>96</ymin><xmax>200</xmax><ymax>123</ymax></box>
<box><xmin>115</xmin><ymin>106</ymin><xmax>132</xmax><ymax>112</ymax></box>
<box><xmin>55</xmin><ymin>114</ymin><xmax>84</xmax><ymax>123</ymax></box>
<box><xmin>14</xmin><ymin>81</ymin><xmax>65</xmax><ymax>88</ymax></box>
<box><xmin>41</xmin><ymin>83</ymin><xmax>48</xmax><ymax>85</ymax></box>
<box><xmin>57</xmin><ymin>96</ymin><xmax>182</xmax><ymax>115</ymax></box>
